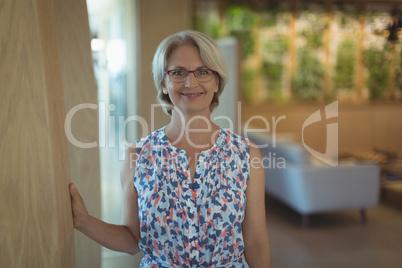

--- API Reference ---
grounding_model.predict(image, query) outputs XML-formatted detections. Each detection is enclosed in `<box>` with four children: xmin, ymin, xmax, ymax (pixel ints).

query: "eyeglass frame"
<box><xmin>164</xmin><ymin>68</ymin><xmax>217</xmax><ymax>83</ymax></box>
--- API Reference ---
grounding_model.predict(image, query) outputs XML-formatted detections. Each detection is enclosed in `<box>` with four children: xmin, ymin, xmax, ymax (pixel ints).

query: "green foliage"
<box><xmin>334</xmin><ymin>38</ymin><xmax>357</xmax><ymax>90</ymax></box>
<box><xmin>262</xmin><ymin>61</ymin><xmax>283</xmax><ymax>80</ymax></box>
<box><xmin>292</xmin><ymin>48</ymin><xmax>325</xmax><ymax>100</ymax></box>
<box><xmin>263</xmin><ymin>36</ymin><xmax>289</xmax><ymax>59</ymax></box>
<box><xmin>260</xmin><ymin>10</ymin><xmax>277</xmax><ymax>28</ymax></box>
<box><xmin>363</xmin><ymin>45</ymin><xmax>391</xmax><ymax>99</ymax></box>
<box><xmin>260</xmin><ymin>5</ymin><xmax>289</xmax><ymax>29</ymax></box>
<box><xmin>263</xmin><ymin>63</ymin><xmax>283</xmax><ymax>101</ymax></box>
<box><xmin>192</xmin><ymin>8</ymin><xmax>222</xmax><ymax>39</ymax></box>
<box><xmin>262</xmin><ymin>61</ymin><xmax>283</xmax><ymax>100</ymax></box>
<box><xmin>262</xmin><ymin>37</ymin><xmax>289</xmax><ymax>80</ymax></box>
<box><xmin>301</xmin><ymin>29</ymin><xmax>324</xmax><ymax>49</ymax></box>
<box><xmin>224</xmin><ymin>6</ymin><xmax>256</xmax><ymax>31</ymax></box>
<box><xmin>299</xmin><ymin>11</ymin><xmax>327</xmax><ymax>49</ymax></box>
<box><xmin>339</xmin><ymin>15</ymin><xmax>348</xmax><ymax>28</ymax></box>
<box><xmin>242</xmin><ymin>68</ymin><xmax>258</xmax><ymax>101</ymax></box>
<box><xmin>333</xmin><ymin>1</ymin><xmax>359</xmax><ymax>26</ymax></box>
<box><xmin>397</xmin><ymin>48</ymin><xmax>402</xmax><ymax>92</ymax></box>
<box><xmin>261</xmin><ymin>37</ymin><xmax>289</xmax><ymax>100</ymax></box>
<box><xmin>193</xmin><ymin>16</ymin><xmax>221</xmax><ymax>39</ymax></box>
<box><xmin>234</xmin><ymin>31</ymin><xmax>256</xmax><ymax>59</ymax></box>
<box><xmin>334</xmin><ymin>11</ymin><xmax>359</xmax><ymax>29</ymax></box>
<box><xmin>214</xmin><ymin>2</ymin><xmax>402</xmax><ymax>102</ymax></box>
<box><xmin>224</xmin><ymin>6</ymin><xmax>257</xmax><ymax>59</ymax></box>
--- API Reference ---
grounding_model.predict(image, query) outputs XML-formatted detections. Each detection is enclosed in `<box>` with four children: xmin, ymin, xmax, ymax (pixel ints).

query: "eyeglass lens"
<box><xmin>167</xmin><ymin>69</ymin><xmax>214</xmax><ymax>82</ymax></box>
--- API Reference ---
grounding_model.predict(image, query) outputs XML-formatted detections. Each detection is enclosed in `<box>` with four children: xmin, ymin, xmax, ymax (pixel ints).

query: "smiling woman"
<box><xmin>152</xmin><ymin>31</ymin><xmax>229</xmax><ymax>116</ymax></box>
<box><xmin>70</xmin><ymin>30</ymin><xmax>271</xmax><ymax>268</ymax></box>
<box><xmin>161</xmin><ymin>45</ymin><xmax>219</xmax><ymax>118</ymax></box>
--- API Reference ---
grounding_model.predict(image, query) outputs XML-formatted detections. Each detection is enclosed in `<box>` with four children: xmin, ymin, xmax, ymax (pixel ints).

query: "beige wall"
<box><xmin>242</xmin><ymin>103</ymin><xmax>402</xmax><ymax>157</ymax></box>
<box><xmin>138</xmin><ymin>0</ymin><xmax>191</xmax><ymax>135</ymax></box>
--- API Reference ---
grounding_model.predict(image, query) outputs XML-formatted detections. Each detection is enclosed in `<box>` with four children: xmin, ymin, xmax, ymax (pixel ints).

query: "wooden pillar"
<box><xmin>356</xmin><ymin>3</ymin><xmax>365</xmax><ymax>102</ymax></box>
<box><xmin>0</xmin><ymin>0</ymin><xmax>100</xmax><ymax>267</ymax></box>
<box><xmin>288</xmin><ymin>3</ymin><xmax>298</xmax><ymax>99</ymax></box>
<box><xmin>0</xmin><ymin>0</ymin><xmax>75</xmax><ymax>267</ymax></box>
<box><xmin>53</xmin><ymin>0</ymin><xmax>102</xmax><ymax>267</ymax></box>
<box><xmin>323</xmin><ymin>1</ymin><xmax>333</xmax><ymax>100</ymax></box>
<box><xmin>388</xmin><ymin>42</ymin><xmax>397</xmax><ymax>99</ymax></box>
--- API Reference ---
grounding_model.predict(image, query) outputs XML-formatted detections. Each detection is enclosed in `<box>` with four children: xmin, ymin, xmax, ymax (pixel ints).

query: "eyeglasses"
<box><xmin>164</xmin><ymin>68</ymin><xmax>217</xmax><ymax>83</ymax></box>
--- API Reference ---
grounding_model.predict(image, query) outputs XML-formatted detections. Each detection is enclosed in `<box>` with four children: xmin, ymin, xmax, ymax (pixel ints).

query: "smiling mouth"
<box><xmin>180</xmin><ymin>92</ymin><xmax>204</xmax><ymax>98</ymax></box>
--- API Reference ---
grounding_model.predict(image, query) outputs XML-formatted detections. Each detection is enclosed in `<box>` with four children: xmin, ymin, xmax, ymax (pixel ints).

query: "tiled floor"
<box><xmin>266</xmin><ymin>195</ymin><xmax>402</xmax><ymax>268</ymax></box>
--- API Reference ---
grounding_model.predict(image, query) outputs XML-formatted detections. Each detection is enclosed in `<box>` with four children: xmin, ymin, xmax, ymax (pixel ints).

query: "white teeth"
<box><xmin>183</xmin><ymin>93</ymin><xmax>201</xmax><ymax>97</ymax></box>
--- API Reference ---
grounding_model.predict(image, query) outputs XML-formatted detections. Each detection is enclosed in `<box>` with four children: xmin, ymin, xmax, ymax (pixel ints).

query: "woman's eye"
<box><xmin>198</xmin><ymin>69</ymin><xmax>210</xmax><ymax>75</ymax></box>
<box><xmin>172</xmin><ymin>70</ymin><xmax>186</xmax><ymax>76</ymax></box>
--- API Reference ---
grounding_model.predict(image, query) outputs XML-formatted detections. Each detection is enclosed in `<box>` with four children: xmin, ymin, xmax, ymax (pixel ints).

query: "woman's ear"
<box><xmin>161</xmin><ymin>80</ymin><xmax>168</xmax><ymax>94</ymax></box>
<box><xmin>214</xmin><ymin>79</ymin><xmax>220</xmax><ymax>92</ymax></box>
<box><xmin>215</xmin><ymin>76</ymin><xmax>220</xmax><ymax>88</ymax></box>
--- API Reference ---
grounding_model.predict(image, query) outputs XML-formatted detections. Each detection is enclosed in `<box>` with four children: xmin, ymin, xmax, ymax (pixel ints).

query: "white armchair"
<box><xmin>248</xmin><ymin>132</ymin><xmax>381</xmax><ymax>227</ymax></box>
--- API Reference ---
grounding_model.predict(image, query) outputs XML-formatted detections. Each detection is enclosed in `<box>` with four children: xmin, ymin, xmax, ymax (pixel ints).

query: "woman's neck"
<box><xmin>165</xmin><ymin>110</ymin><xmax>220</xmax><ymax>150</ymax></box>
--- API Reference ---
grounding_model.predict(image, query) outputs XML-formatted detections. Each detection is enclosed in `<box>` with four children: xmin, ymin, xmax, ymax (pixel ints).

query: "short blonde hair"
<box><xmin>152</xmin><ymin>30</ymin><xmax>229</xmax><ymax>115</ymax></box>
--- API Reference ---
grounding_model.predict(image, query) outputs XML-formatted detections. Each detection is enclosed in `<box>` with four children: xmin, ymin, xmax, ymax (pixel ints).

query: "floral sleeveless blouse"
<box><xmin>133</xmin><ymin>127</ymin><xmax>250</xmax><ymax>267</ymax></box>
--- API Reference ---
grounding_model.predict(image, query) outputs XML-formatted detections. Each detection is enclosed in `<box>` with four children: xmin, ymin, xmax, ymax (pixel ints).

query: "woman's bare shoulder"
<box><xmin>248</xmin><ymin>140</ymin><xmax>262</xmax><ymax>159</ymax></box>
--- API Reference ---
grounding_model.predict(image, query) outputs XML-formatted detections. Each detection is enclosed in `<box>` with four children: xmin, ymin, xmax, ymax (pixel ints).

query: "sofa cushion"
<box><xmin>247</xmin><ymin>132</ymin><xmax>311</xmax><ymax>165</ymax></box>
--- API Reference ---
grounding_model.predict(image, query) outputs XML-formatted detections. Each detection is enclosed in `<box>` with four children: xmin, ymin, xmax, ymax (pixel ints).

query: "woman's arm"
<box><xmin>69</xmin><ymin>146</ymin><xmax>141</xmax><ymax>255</ymax></box>
<box><xmin>242</xmin><ymin>142</ymin><xmax>271</xmax><ymax>267</ymax></box>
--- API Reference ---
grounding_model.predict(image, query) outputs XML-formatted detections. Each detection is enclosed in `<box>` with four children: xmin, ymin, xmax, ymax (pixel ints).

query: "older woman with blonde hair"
<box><xmin>70</xmin><ymin>30</ymin><xmax>270</xmax><ymax>267</ymax></box>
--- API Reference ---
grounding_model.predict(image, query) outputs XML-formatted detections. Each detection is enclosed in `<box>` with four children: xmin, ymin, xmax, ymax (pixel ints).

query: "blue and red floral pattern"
<box><xmin>133</xmin><ymin>127</ymin><xmax>250</xmax><ymax>267</ymax></box>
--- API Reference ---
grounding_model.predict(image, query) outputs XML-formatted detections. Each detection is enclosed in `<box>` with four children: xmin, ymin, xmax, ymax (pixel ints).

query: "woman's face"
<box><xmin>163</xmin><ymin>45</ymin><xmax>218</xmax><ymax>116</ymax></box>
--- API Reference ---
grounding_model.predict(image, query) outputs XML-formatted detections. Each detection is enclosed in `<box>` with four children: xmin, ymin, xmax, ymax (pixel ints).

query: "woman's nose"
<box><xmin>184</xmin><ymin>72</ymin><xmax>197</xmax><ymax>87</ymax></box>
